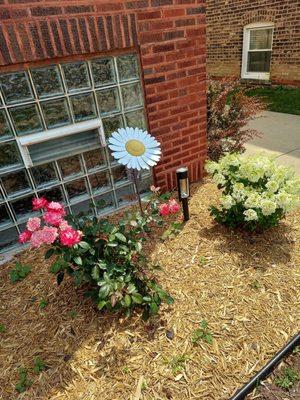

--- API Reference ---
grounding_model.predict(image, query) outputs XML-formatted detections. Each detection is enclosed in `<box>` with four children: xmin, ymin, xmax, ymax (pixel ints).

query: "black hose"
<box><xmin>229</xmin><ymin>332</ymin><xmax>300</xmax><ymax>400</ymax></box>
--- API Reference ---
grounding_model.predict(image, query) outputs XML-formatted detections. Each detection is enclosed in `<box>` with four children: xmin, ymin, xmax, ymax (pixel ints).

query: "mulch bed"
<box><xmin>0</xmin><ymin>180</ymin><xmax>299</xmax><ymax>400</ymax></box>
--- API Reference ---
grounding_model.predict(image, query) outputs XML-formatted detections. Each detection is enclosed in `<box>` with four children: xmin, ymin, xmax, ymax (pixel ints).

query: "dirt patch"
<box><xmin>0</xmin><ymin>180</ymin><xmax>299</xmax><ymax>400</ymax></box>
<box><xmin>246</xmin><ymin>350</ymin><xmax>300</xmax><ymax>399</ymax></box>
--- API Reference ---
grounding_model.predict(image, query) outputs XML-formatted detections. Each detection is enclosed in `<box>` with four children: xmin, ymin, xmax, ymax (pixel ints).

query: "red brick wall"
<box><xmin>0</xmin><ymin>0</ymin><xmax>207</xmax><ymax>191</ymax></box>
<box><xmin>207</xmin><ymin>0</ymin><xmax>300</xmax><ymax>87</ymax></box>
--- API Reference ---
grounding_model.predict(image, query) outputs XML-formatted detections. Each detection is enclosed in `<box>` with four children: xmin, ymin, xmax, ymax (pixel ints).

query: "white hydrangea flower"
<box><xmin>266</xmin><ymin>180</ymin><xmax>279</xmax><ymax>193</ymax></box>
<box><xmin>276</xmin><ymin>191</ymin><xmax>299</xmax><ymax>212</ymax></box>
<box><xmin>244</xmin><ymin>192</ymin><xmax>261</xmax><ymax>209</ymax></box>
<box><xmin>213</xmin><ymin>173</ymin><xmax>226</xmax><ymax>186</ymax></box>
<box><xmin>221</xmin><ymin>195</ymin><xmax>235</xmax><ymax>209</ymax></box>
<box><xmin>260</xmin><ymin>199</ymin><xmax>277</xmax><ymax>216</ymax></box>
<box><xmin>205</xmin><ymin>160</ymin><xmax>219</xmax><ymax>175</ymax></box>
<box><xmin>243</xmin><ymin>209</ymin><xmax>258</xmax><ymax>221</ymax></box>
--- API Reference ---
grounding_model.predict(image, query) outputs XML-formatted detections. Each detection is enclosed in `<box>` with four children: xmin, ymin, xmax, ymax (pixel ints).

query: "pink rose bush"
<box><xmin>19</xmin><ymin>197</ymin><xmax>82</xmax><ymax>248</ymax></box>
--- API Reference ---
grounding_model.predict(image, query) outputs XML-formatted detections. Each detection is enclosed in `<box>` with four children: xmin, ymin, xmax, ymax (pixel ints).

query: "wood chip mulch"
<box><xmin>0</xmin><ymin>180</ymin><xmax>299</xmax><ymax>400</ymax></box>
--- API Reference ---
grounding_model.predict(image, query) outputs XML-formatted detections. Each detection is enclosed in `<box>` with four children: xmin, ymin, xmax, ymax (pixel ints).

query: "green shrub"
<box><xmin>206</xmin><ymin>153</ymin><xmax>300</xmax><ymax>231</ymax></box>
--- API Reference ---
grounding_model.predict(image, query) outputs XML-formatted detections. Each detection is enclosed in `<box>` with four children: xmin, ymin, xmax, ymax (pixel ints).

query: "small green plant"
<box><xmin>33</xmin><ymin>356</ymin><xmax>46</xmax><ymax>374</ymax></box>
<box><xmin>293</xmin><ymin>346</ymin><xmax>300</xmax><ymax>354</ymax></box>
<box><xmin>192</xmin><ymin>320</ymin><xmax>213</xmax><ymax>345</ymax></box>
<box><xmin>199</xmin><ymin>256</ymin><xmax>207</xmax><ymax>266</ymax></box>
<box><xmin>250</xmin><ymin>280</ymin><xmax>261</xmax><ymax>290</ymax></box>
<box><xmin>0</xmin><ymin>323</ymin><xmax>5</xmax><ymax>333</ymax></box>
<box><xmin>15</xmin><ymin>368</ymin><xmax>32</xmax><ymax>393</ymax></box>
<box><xmin>39</xmin><ymin>298</ymin><xmax>48</xmax><ymax>309</ymax></box>
<box><xmin>9</xmin><ymin>262</ymin><xmax>31</xmax><ymax>283</ymax></box>
<box><xmin>168</xmin><ymin>354</ymin><xmax>189</xmax><ymax>376</ymax></box>
<box><xmin>161</xmin><ymin>221</ymin><xmax>183</xmax><ymax>240</ymax></box>
<box><xmin>69</xmin><ymin>310</ymin><xmax>77</xmax><ymax>319</ymax></box>
<box><xmin>274</xmin><ymin>367</ymin><xmax>300</xmax><ymax>389</ymax></box>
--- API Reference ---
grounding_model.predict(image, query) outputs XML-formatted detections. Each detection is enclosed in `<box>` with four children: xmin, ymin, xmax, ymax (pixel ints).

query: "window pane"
<box><xmin>28</xmin><ymin>129</ymin><xmax>101</xmax><ymax>165</ymax></box>
<box><xmin>121</xmin><ymin>83</ymin><xmax>143</xmax><ymax>110</ymax></box>
<box><xmin>31</xmin><ymin>66</ymin><xmax>63</xmax><ymax>98</ymax></box>
<box><xmin>250</xmin><ymin>28</ymin><xmax>273</xmax><ymax>50</ymax></box>
<box><xmin>41</xmin><ymin>98</ymin><xmax>71</xmax><ymax>128</ymax></box>
<box><xmin>102</xmin><ymin>114</ymin><xmax>123</xmax><ymax>137</ymax></box>
<box><xmin>0</xmin><ymin>110</ymin><xmax>12</xmax><ymax>139</ymax></box>
<box><xmin>0</xmin><ymin>227</ymin><xmax>19</xmax><ymax>252</ymax></box>
<box><xmin>65</xmin><ymin>178</ymin><xmax>88</xmax><ymax>200</ymax></box>
<box><xmin>248</xmin><ymin>51</ymin><xmax>271</xmax><ymax>72</ymax></box>
<box><xmin>62</xmin><ymin>62</ymin><xmax>91</xmax><ymax>92</ymax></box>
<box><xmin>70</xmin><ymin>93</ymin><xmax>97</xmax><ymax>122</ymax></box>
<box><xmin>10</xmin><ymin>104</ymin><xmax>43</xmax><ymax>135</ymax></box>
<box><xmin>116</xmin><ymin>185</ymin><xmax>135</xmax><ymax>207</ymax></box>
<box><xmin>94</xmin><ymin>192</ymin><xmax>115</xmax><ymax>214</ymax></box>
<box><xmin>0</xmin><ymin>142</ymin><xmax>22</xmax><ymax>169</ymax></box>
<box><xmin>117</xmin><ymin>54</ymin><xmax>139</xmax><ymax>82</ymax></box>
<box><xmin>0</xmin><ymin>205</ymin><xmax>12</xmax><ymax>227</ymax></box>
<box><xmin>91</xmin><ymin>58</ymin><xmax>115</xmax><ymax>87</ymax></box>
<box><xmin>31</xmin><ymin>162</ymin><xmax>57</xmax><ymax>188</ymax></box>
<box><xmin>125</xmin><ymin>109</ymin><xmax>146</xmax><ymax>129</ymax></box>
<box><xmin>71</xmin><ymin>199</ymin><xmax>91</xmax><ymax>215</ymax></box>
<box><xmin>59</xmin><ymin>155</ymin><xmax>83</xmax><ymax>179</ymax></box>
<box><xmin>1</xmin><ymin>170</ymin><xmax>31</xmax><ymax>196</ymax></box>
<box><xmin>38</xmin><ymin>186</ymin><xmax>64</xmax><ymax>202</ymax></box>
<box><xmin>89</xmin><ymin>171</ymin><xmax>110</xmax><ymax>194</ymax></box>
<box><xmin>11</xmin><ymin>195</ymin><xmax>34</xmax><ymax>220</ymax></box>
<box><xmin>96</xmin><ymin>88</ymin><xmax>120</xmax><ymax>115</ymax></box>
<box><xmin>0</xmin><ymin>71</ymin><xmax>33</xmax><ymax>104</ymax></box>
<box><xmin>112</xmin><ymin>165</ymin><xmax>128</xmax><ymax>186</ymax></box>
<box><xmin>138</xmin><ymin>175</ymin><xmax>152</xmax><ymax>196</ymax></box>
<box><xmin>84</xmin><ymin>148</ymin><xmax>106</xmax><ymax>171</ymax></box>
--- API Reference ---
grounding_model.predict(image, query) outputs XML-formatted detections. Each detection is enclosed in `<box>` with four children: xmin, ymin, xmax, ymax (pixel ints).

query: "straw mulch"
<box><xmin>0</xmin><ymin>180</ymin><xmax>299</xmax><ymax>400</ymax></box>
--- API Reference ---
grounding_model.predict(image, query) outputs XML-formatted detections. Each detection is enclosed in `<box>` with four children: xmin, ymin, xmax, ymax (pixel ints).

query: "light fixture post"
<box><xmin>176</xmin><ymin>167</ymin><xmax>190</xmax><ymax>222</ymax></box>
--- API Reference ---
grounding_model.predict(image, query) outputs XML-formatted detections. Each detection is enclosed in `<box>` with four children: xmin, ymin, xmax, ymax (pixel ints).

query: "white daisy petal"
<box><xmin>108</xmin><ymin>144</ymin><xmax>125</xmax><ymax>152</ymax></box>
<box><xmin>136</xmin><ymin>156</ymin><xmax>149</xmax><ymax>170</ymax></box>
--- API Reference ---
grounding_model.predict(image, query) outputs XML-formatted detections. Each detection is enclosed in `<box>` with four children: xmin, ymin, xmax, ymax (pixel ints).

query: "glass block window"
<box><xmin>0</xmin><ymin>53</ymin><xmax>150</xmax><ymax>253</ymax></box>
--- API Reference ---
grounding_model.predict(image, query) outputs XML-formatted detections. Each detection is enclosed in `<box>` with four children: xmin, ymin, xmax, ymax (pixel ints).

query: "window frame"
<box><xmin>241</xmin><ymin>22</ymin><xmax>274</xmax><ymax>80</ymax></box>
<box><xmin>17</xmin><ymin>118</ymin><xmax>106</xmax><ymax>168</ymax></box>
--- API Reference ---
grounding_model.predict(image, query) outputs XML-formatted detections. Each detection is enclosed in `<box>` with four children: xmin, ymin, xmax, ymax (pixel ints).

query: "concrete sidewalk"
<box><xmin>245</xmin><ymin>111</ymin><xmax>300</xmax><ymax>174</ymax></box>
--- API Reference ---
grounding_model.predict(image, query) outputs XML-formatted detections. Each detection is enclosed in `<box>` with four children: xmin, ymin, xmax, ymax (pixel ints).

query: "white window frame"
<box><xmin>241</xmin><ymin>22</ymin><xmax>274</xmax><ymax>80</ymax></box>
<box><xmin>17</xmin><ymin>118</ymin><xmax>106</xmax><ymax>168</ymax></box>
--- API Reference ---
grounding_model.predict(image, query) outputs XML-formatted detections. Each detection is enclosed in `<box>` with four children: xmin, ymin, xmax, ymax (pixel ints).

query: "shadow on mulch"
<box><xmin>200</xmin><ymin>222</ymin><xmax>294</xmax><ymax>269</ymax></box>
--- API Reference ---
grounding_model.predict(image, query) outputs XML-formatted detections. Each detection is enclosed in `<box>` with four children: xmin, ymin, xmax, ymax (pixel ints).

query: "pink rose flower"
<box><xmin>30</xmin><ymin>230</ymin><xmax>44</xmax><ymax>247</ymax></box>
<box><xmin>168</xmin><ymin>199</ymin><xmax>180</xmax><ymax>214</ymax></box>
<box><xmin>44</xmin><ymin>211</ymin><xmax>64</xmax><ymax>227</ymax></box>
<box><xmin>19</xmin><ymin>229</ymin><xmax>32</xmax><ymax>244</ymax></box>
<box><xmin>59</xmin><ymin>220</ymin><xmax>71</xmax><ymax>231</ymax></box>
<box><xmin>46</xmin><ymin>201</ymin><xmax>65</xmax><ymax>216</ymax></box>
<box><xmin>60</xmin><ymin>228</ymin><xmax>82</xmax><ymax>247</ymax></box>
<box><xmin>41</xmin><ymin>226</ymin><xmax>58</xmax><ymax>245</ymax></box>
<box><xmin>30</xmin><ymin>227</ymin><xmax>58</xmax><ymax>247</ymax></box>
<box><xmin>150</xmin><ymin>185</ymin><xmax>161</xmax><ymax>193</ymax></box>
<box><xmin>159</xmin><ymin>203</ymin><xmax>170</xmax><ymax>216</ymax></box>
<box><xmin>26</xmin><ymin>217</ymin><xmax>41</xmax><ymax>232</ymax></box>
<box><xmin>32</xmin><ymin>197</ymin><xmax>48</xmax><ymax>211</ymax></box>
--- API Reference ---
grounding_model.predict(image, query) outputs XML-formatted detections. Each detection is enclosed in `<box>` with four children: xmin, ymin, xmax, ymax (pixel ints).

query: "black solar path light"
<box><xmin>176</xmin><ymin>166</ymin><xmax>190</xmax><ymax>221</ymax></box>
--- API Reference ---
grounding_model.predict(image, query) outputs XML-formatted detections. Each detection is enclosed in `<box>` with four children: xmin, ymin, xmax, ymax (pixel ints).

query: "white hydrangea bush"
<box><xmin>205</xmin><ymin>153</ymin><xmax>300</xmax><ymax>231</ymax></box>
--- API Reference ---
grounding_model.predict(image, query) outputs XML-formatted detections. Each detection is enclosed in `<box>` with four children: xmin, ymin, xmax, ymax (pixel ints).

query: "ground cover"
<box><xmin>246</xmin><ymin>86</ymin><xmax>300</xmax><ymax>115</ymax></box>
<box><xmin>0</xmin><ymin>180</ymin><xmax>299</xmax><ymax>400</ymax></box>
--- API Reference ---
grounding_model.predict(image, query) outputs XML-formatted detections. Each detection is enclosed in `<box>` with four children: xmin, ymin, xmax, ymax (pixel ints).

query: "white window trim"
<box><xmin>241</xmin><ymin>22</ymin><xmax>274</xmax><ymax>80</ymax></box>
<box><xmin>16</xmin><ymin>118</ymin><xmax>106</xmax><ymax>168</ymax></box>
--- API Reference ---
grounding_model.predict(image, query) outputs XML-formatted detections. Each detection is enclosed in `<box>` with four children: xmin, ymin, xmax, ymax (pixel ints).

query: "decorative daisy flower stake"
<box><xmin>108</xmin><ymin>127</ymin><xmax>161</xmax><ymax>214</ymax></box>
